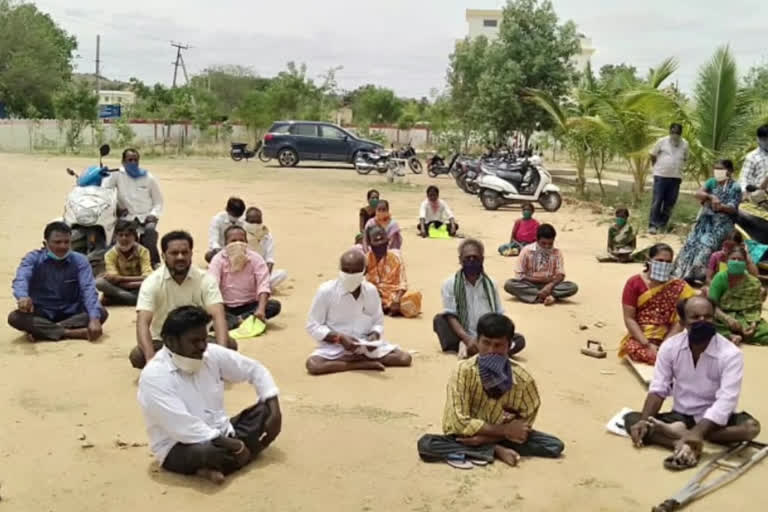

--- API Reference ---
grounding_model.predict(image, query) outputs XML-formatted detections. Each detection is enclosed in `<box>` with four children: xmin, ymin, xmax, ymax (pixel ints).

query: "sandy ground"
<box><xmin>0</xmin><ymin>152</ymin><xmax>766</xmax><ymax>512</ymax></box>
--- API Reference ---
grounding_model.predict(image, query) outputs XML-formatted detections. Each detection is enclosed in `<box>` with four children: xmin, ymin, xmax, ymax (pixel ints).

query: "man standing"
<box><xmin>739</xmin><ymin>125</ymin><xmax>768</xmax><ymax>201</ymax></box>
<box><xmin>8</xmin><ymin>222</ymin><xmax>107</xmax><ymax>341</ymax></box>
<box><xmin>418</xmin><ymin>185</ymin><xmax>458</xmax><ymax>237</ymax></box>
<box><xmin>304</xmin><ymin>249</ymin><xmax>412</xmax><ymax>375</ymax></box>
<box><xmin>208</xmin><ymin>225</ymin><xmax>281</xmax><ymax>329</ymax></box>
<box><xmin>365</xmin><ymin>225</ymin><xmax>422</xmax><ymax>318</ymax></box>
<box><xmin>205</xmin><ymin>197</ymin><xmax>246</xmax><ymax>263</ymax></box>
<box><xmin>418</xmin><ymin>313</ymin><xmax>563</xmax><ymax>468</ymax></box>
<box><xmin>138</xmin><ymin>306</ymin><xmax>281</xmax><ymax>484</ymax></box>
<box><xmin>96</xmin><ymin>220</ymin><xmax>152</xmax><ymax>305</ymax></box>
<box><xmin>105</xmin><ymin>148</ymin><xmax>164</xmax><ymax>267</ymax></box>
<box><xmin>433</xmin><ymin>239</ymin><xmax>525</xmax><ymax>358</ymax></box>
<box><xmin>130</xmin><ymin>230</ymin><xmax>235</xmax><ymax>369</ymax></box>
<box><xmin>624</xmin><ymin>296</ymin><xmax>760</xmax><ymax>470</ymax></box>
<box><xmin>648</xmin><ymin>123</ymin><xmax>689</xmax><ymax>234</ymax></box>
<box><xmin>504</xmin><ymin>224</ymin><xmax>578</xmax><ymax>305</ymax></box>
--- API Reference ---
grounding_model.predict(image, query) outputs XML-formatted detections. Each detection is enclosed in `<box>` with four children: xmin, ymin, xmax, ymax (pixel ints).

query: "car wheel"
<box><xmin>539</xmin><ymin>191</ymin><xmax>562</xmax><ymax>212</ymax></box>
<box><xmin>277</xmin><ymin>148</ymin><xmax>298</xmax><ymax>167</ymax></box>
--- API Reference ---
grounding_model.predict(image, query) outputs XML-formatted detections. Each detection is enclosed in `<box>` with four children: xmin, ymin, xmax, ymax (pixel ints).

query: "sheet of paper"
<box><xmin>605</xmin><ymin>407</ymin><xmax>634</xmax><ymax>437</ymax></box>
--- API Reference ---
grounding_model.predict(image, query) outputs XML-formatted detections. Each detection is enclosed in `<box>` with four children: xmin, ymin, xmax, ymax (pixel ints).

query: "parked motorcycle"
<box><xmin>476</xmin><ymin>157</ymin><xmax>562</xmax><ymax>212</ymax></box>
<box><xmin>392</xmin><ymin>141</ymin><xmax>423</xmax><ymax>174</ymax></box>
<box><xmin>63</xmin><ymin>144</ymin><xmax>119</xmax><ymax>274</ymax></box>
<box><xmin>230</xmin><ymin>141</ymin><xmax>270</xmax><ymax>163</ymax></box>
<box><xmin>426</xmin><ymin>153</ymin><xmax>461</xmax><ymax>178</ymax></box>
<box><xmin>355</xmin><ymin>149</ymin><xmax>399</xmax><ymax>175</ymax></box>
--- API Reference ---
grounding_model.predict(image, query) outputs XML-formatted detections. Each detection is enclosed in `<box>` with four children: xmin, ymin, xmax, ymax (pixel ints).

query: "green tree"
<box><xmin>350</xmin><ymin>85</ymin><xmax>402</xmax><ymax>124</ymax></box>
<box><xmin>54</xmin><ymin>81</ymin><xmax>98</xmax><ymax>151</ymax></box>
<box><xmin>190</xmin><ymin>65</ymin><xmax>270</xmax><ymax>118</ymax></box>
<box><xmin>446</xmin><ymin>35</ymin><xmax>491</xmax><ymax>148</ymax></box>
<box><xmin>0</xmin><ymin>0</ymin><xmax>77</xmax><ymax>117</ymax></box>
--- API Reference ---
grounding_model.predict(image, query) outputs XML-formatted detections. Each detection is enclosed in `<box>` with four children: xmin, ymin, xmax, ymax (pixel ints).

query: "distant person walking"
<box><xmin>648</xmin><ymin>123</ymin><xmax>689</xmax><ymax>234</ymax></box>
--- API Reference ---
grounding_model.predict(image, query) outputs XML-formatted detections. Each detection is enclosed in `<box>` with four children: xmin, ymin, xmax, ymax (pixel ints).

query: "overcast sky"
<box><xmin>33</xmin><ymin>0</ymin><xmax>767</xmax><ymax>98</ymax></box>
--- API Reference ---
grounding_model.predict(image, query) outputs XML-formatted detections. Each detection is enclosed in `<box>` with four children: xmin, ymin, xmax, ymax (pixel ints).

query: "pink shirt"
<box><xmin>649</xmin><ymin>331</ymin><xmax>743</xmax><ymax>426</ymax></box>
<box><xmin>207</xmin><ymin>249</ymin><xmax>271</xmax><ymax>307</ymax></box>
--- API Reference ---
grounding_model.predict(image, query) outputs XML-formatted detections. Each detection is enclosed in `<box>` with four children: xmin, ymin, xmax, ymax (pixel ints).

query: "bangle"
<box><xmin>233</xmin><ymin>440</ymin><xmax>246</xmax><ymax>455</ymax></box>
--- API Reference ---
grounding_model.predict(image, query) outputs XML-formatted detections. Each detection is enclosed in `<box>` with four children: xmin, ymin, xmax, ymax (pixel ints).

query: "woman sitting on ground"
<box><xmin>359</xmin><ymin>189</ymin><xmax>380</xmax><ymax>234</ymax></box>
<box><xmin>709</xmin><ymin>246</ymin><xmax>768</xmax><ymax>346</ymax></box>
<box><xmin>619</xmin><ymin>243</ymin><xmax>696</xmax><ymax>365</ymax></box>
<box><xmin>673</xmin><ymin>159</ymin><xmax>742</xmax><ymax>279</ymax></box>
<box><xmin>363</xmin><ymin>200</ymin><xmax>402</xmax><ymax>251</ymax></box>
<box><xmin>706</xmin><ymin>230</ymin><xmax>759</xmax><ymax>283</ymax></box>
<box><xmin>498</xmin><ymin>202</ymin><xmax>539</xmax><ymax>256</ymax></box>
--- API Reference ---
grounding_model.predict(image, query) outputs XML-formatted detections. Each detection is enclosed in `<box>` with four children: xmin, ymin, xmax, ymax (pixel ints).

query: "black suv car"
<box><xmin>262</xmin><ymin>121</ymin><xmax>382</xmax><ymax>167</ymax></box>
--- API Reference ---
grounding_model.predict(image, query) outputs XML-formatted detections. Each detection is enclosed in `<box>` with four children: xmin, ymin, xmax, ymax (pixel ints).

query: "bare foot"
<box><xmin>648</xmin><ymin>418</ymin><xmax>687</xmax><ymax>440</ymax></box>
<box><xmin>494</xmin><ymin>445</ymin><xmax>520</xmax><ymax>467</ymax></box>
<box><xmin>358</xmin><ymin>361</ymin><xmax>386</xmax><ymax>372</ymax></box>
<box><xmin>543</xmin><ymin>296</ymin><xmax>556</xmax><ymax>306</ymax></box>
<box><xmin>64</xmin><ymin>328</ymin><xmax>90</xmax><ymax>340</ymax></box>
<box><xmin>26</xmin><ymin>333</ymin><xmax>36</xmax><ymax>342</ymax></box>
<box><xmin>196</xmin><ymin>469</ymin><xmax>225</xmax><ymax>484</ymax></box>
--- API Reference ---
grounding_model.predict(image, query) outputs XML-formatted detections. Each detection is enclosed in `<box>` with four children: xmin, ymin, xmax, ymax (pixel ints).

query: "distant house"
<box><xmin>465</xmin><ymin>8</ymin><xmax>596</xmax><ymax>72</ymax></box>
<box><xmin>98</xmin><ymin>90</ymin><xmax>136</xmax><ymax>106</ymax></box>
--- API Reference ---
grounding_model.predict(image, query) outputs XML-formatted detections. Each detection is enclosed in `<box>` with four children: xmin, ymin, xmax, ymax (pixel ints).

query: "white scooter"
<box><xmin>62</xmin><ymin>144</ymin><xmax>119</xmax><ymax>273</ymax></box>
<box><xmin>476</xmin><ymin>157</ymin><xmax>562</xmax><ymax>212</ymax></box>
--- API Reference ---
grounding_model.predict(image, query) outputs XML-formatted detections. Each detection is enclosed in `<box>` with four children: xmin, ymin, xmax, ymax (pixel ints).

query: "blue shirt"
<box><xmin>11</xmin><ymin>249</ymin><xmax>101</xmax><ymax>321</ymax></box>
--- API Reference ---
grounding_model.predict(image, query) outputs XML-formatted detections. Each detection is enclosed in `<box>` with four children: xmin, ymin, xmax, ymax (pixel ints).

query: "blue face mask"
<box><xmin>47</xmin><ymin>249</ymin><xmax>70</xmax><ymax>261</ymax></box>
<box><xmin>124</xmin><ymin>162</ymin><xmax>146</xmax><ymax>178</ymax></box>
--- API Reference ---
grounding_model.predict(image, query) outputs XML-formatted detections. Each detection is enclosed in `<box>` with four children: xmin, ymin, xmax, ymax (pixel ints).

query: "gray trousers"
<box><xmin>504</xmin><ymin>279</ymin><xmax>578</xmax><ymax>304</ymax></box>
<box><xmin>95</xmin><ymin>277</ymin><xmax>139</xmax><ymax>305</ymax></box>
<box><xmin>8</xmin><ymin>308</ymin><xmax>109</xmax><ymax>341</ymax></box>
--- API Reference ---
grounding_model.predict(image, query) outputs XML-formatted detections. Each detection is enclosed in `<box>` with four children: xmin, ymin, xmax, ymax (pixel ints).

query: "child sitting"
<box><xmin>597</xmin><ymin>207</ymin><xmax>638</xmax><ymax>263</ymax></box>
<box><xmin>498</xmin><ymin>202</ymin><xmax>540</xmax><ymax>256</ymax></box>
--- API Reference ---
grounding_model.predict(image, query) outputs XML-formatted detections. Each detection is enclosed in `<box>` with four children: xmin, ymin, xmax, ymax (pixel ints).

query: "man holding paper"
<box><xmin>304</xmin><ymin>249</ymin><xmax>413</xmax><ymax>375</ymax></box>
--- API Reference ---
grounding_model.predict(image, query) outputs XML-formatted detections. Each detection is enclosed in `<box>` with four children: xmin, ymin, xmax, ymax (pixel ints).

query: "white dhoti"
<box><xmin>270</xmin><ymin>269</ymin><xmax>288</xmax><ymax>289</ymax></box>
<box><xmin>311</xmin><ymin>338</ymin><xmax>398</xmax><ymax>361</ymax></box>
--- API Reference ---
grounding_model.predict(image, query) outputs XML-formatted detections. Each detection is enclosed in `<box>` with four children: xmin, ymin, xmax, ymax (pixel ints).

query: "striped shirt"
<box><xmin>442</xmin><ymin>355</ymin><xmax>541</xmax><ymax>437</ymax></box>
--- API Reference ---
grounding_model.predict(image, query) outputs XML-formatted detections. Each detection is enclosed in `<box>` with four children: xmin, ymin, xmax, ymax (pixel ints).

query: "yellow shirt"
<box><xmin>137</xmin><ymin>265</ymin><xmax>223</xmax><ymax>339</ymax></box>
<box><xmin>104</xmin><ymin>244</ymin><xmax>152</xmax><ymax>277</ymax></box>
<box><xmin>442</xmin><ymin>355</ymin><xmax>541</xmax><ymax>437</ymax></box>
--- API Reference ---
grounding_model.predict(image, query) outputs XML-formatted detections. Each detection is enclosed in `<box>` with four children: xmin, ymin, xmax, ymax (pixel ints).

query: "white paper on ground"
<box><xmin>606</xmin><ymin>407</ymin><xmax>634</xmax><ymax>437</ymax></box>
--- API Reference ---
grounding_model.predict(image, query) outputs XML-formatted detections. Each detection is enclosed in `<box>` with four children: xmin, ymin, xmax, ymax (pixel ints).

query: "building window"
<box><xmin>483</xmin><ymin>19</ymin><xmax>498</xmax><ymax>27</ymax></box>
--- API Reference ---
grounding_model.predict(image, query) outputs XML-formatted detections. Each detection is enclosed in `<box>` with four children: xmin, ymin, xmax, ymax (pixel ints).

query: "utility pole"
<box><xmin>170</xmin><ymin>42</ymin><xmax>190</xmax><ymax>88</ymax></box>
<box><xmin>95</xmin><ymin>34</ymin><xmax>101</xmax><ymax>94</ymax></box>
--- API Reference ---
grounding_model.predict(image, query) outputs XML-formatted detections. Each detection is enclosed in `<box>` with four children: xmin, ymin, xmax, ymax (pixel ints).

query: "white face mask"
<box><xmin>170</xmin><ymin>350</ymin><xmax>205</xmax><ymax>374</ymax></box>
<box><xmin>339</xmin><ymin>271</ymin><xmax>365</xmax><ymax>293</ymax></box>
<box><xmin>713</xmin><ymin>168</ymin><xmax>728</xmax><ymax>182</ymax></box>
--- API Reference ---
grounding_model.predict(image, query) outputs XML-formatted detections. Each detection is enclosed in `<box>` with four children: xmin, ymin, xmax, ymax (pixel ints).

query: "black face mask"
<box><xmin>372</xmin><ymin>244</ymin><xmax>388</xmax><ymax>258</ymax></box>
<box><xmin>688</xmin><ymin>321</ymin><xmax>716</xmax><ymax>345</ymax></box>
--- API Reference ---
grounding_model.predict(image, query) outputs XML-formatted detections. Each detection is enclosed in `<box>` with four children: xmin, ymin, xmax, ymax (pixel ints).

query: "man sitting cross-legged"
<box><xmin>8</xmin><ymin>221</ymin><xmax>108</xmax><ymax>342</ymax></box>
<box><xmin>433</xmin><ymin>238</ymin><xmax>525</xmax><ymax>358</ymax></box>
<box><xmin>365</xmin><ymin>225</ymin><xmax>422</xmax><ymax>318</ymax></box>
<box><xmin>208</xmin><ymin>225</ymin><xmax>281</xmax><ymax>329</ymax></box>
<box><xmin>305</xmin><ymin>249</ymin><xmax>412</xmax><ymax>375</ymax></box>
<box><xmin>138</xmin><ymin>306</ymin><xmax>281</xmax><ymax>484</ymax></box>
<box><xmin>96</xmin><ymin>220</ymin><xmax>153</xmax><ymax>305</ymax></box>
<box><xmin>130</xmin><ymin>230</ymin><xmax>236</xmax><ymax>370</ymax></box>
<box><xmin>418</xmin><ymin>313</ymin><xmax>564</xmax><ymax>468</ymax></box>
<box><xmin>624</xmin><ymin>296</ymin><xmax>761</xmax><ymax>470</ymax></box>
<box><xmin>504</xmin><ymin>223</ymin><xmax>578</xmax><ymax>305</ymax></box>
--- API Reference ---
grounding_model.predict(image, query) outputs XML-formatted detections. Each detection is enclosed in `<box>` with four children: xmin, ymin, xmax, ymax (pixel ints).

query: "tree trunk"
<box><xmin>576</xmin><ymin>155</ymin><xmax>587</xmax><ymax>197</ymax></box>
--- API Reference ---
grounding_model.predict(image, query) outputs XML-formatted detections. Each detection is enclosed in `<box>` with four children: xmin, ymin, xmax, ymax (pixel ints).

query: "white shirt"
<box><xmin>441</xmin><ymin>274</ymin><xmax>504</xmax><ymax>337</ymax></box>
<box><xmin>650</xmin><ymin>136</ymin><xmax>689</xmax><ymax>179</ymax></box>
<box><xmin>306</xmin><ymin>279</ymin><xmax>385</xmax><ymax>344</ymax></box>
<box><xmin>208</xmin><ymin>211</ymin><xmax>244</xmax><ymax>250</ymax></box>
<box><xmin>739</xmin><ymin>147</ymin><xmax>768</xmax><ymax>192</ymax></box>
<box><xmin>137</xmin><ymin>344</ymin><xmax>279</xmax><ymax>464</ymax></box>
<box><xmin>419</xmin><ymin>199</ymin><xmax>455</xmax><ymax>224</ymax></box>
<box><xmin>104</xmin><ymin>169</ymin><xmax>164</xmax><ymax>222</ymax></box>
<box><xmin>255</xmin><ymin>232</ymin><xmax>276</xmax><ymax>264</ymax></box>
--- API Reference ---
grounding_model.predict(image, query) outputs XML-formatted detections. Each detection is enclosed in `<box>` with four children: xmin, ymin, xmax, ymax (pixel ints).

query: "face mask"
<box><xmin>462</xmin><ymin>260</ymin><xmax>484</xmax><ymax>277</ymax></box>
<box><xmin>615</xmin><ymin>217</ymin><xmax>627</xmax><ymax>227</ymax></box>
<box><xmin>372</xmin><ymin>244</ymin><xmax>388</xmax><ymax>259</ymax></box>
<box><xmin>123</xmin><ymin>162</ymin><xmax>146</xmax><ymax>178</ymax></box>
<box><xmin>688</xmin><ymin>321</ymin><xmax>716</xmax><ymax>346</ymax></box>
<box><xmin>648</xmin><ymin>260</ymin><xmax>674</xmax><ymax>282</ymax></box>
<box><xmin>713</xmin><ymin>168</ymin><xmax>728</xmax><ymax>182</ymax></box>
<box><xmin>339</xmin><ymin>271</ymin><xmax>365</xmax><ymax>293</ymax></box>
<box><xmin>375</xmin><ymin>211</ymin><xmax>391</xmax><ymax>224</ymax></box>
<box><xmin>169</xmin><ymin>350</ymin><xmax>204</xmax><ymax>374</ymax></box>
<box><xmin>759</xmin><ymin>139</ymin><xmax>768</xmax><ymax>152</ymax></box>
<box><xmin>522</xmin><ymin>211</ymin><xmax>533</xmax><ymax>220</ymax></box>
<box><xmin>477</xmin><ymin>353</ymin><xmax>513</xmax><ymax>398</ymax></box>
<box><xmin>46</xmin><ymin>249</ymin><xmax>70</xmax><ymax>261</ymax></box>
<box><xmin>369</xmin><ymin>198</ymin><xmax>379</xmax><ymax>208</ymax></box>
<box><xmin>727</xmin><ymin>260</ymin><xmax>747</xmax><ymax>276</ymax></box>
<box><xmin>225</xmin><ymin>241</ymin><xmax>249</xmax><ymax>272</ymax></box>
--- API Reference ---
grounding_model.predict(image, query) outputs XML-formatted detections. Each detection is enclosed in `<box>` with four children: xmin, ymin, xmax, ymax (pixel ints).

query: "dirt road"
<box><xmin>0</xmin><ymin>153</ymin><xmax>765</xmax><ymax>511</ymax></box>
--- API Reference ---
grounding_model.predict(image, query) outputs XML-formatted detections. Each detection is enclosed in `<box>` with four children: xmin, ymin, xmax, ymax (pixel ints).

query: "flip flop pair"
<box><xmin>444</xmin><ymin>454</ymin><xmax>490</xmax><ymax>470</ymax></box>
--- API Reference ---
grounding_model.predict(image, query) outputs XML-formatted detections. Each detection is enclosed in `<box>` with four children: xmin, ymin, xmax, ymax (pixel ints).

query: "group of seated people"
<box><xmin>7</xmin><ymin>170</ymin><xmax>763</xmax><ymax>482</ymax></box>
